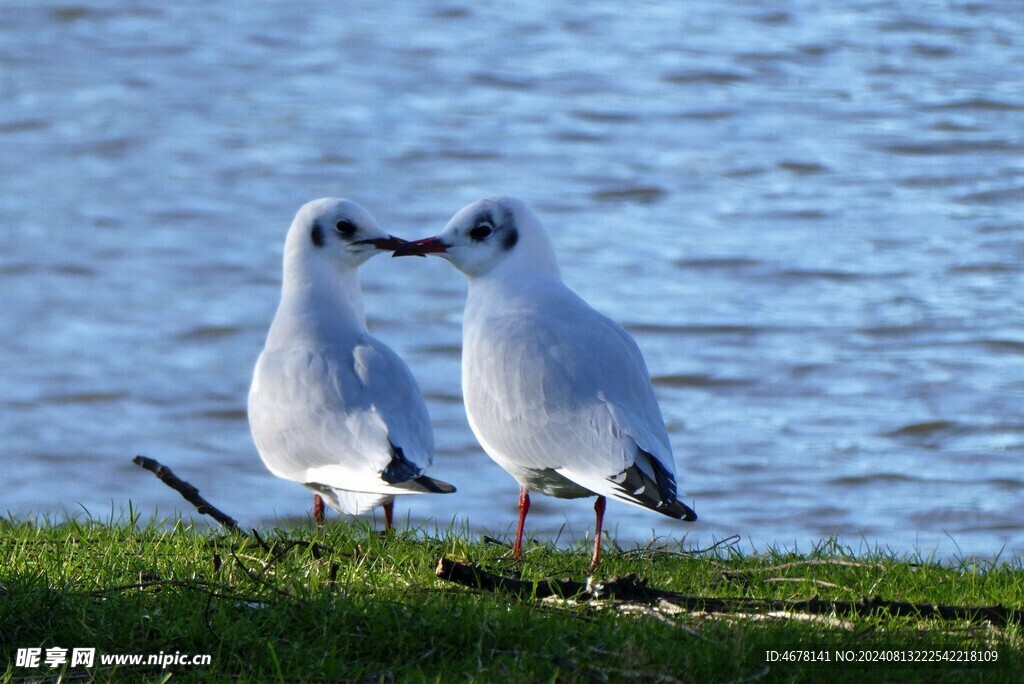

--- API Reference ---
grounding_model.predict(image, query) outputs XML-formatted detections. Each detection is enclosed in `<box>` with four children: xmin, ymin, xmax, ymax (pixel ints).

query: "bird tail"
<box><xmin>391</xmin><ymin>475</ymin><xmax>457</xmax><ymax>494</ymax></box>
<box><xmin>654</xmin><ymin>498</ymin><xmax>698</xmax><ymax>521</ymax></box>
<box><xmin>602</xmin><ymin>447</ymin><xmax>698</xmax><ymax>521</ymax></box>
<box><xmin>382</xmin><ymin>441</ymin><xmax>456</xmax><ymax>494</ymax></box>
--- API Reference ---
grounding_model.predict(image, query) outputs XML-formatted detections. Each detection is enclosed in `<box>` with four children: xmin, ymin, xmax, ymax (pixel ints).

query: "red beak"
<box><xmin>356</xmin><ymin>235</ymin><xmax>409</xmax><ymax>251</ymax></box>
<box><xmin>391</xmin><ymin>236</ymin><xmax>449</xmax><ymax>258</ymax></box>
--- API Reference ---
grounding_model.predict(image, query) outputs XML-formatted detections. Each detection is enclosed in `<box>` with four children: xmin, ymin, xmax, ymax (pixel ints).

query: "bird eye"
<box><xmin>335</xmin><ymin>219</ymin><xmax>357</xmax><ymax>237</ymax></box>
<box><xmin>469</xmin><ymin>223</ymin><xmax>493</xmax><ymax>241</ymax></box>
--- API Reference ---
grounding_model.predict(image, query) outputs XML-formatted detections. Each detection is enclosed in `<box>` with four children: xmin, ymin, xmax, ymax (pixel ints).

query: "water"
<box><xmin>2</xmin><ymin>1</ymin><xmax>1022</xmax><ymax>560</ymax></box>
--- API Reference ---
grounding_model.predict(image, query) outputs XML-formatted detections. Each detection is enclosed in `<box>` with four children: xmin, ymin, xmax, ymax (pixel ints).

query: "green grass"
<box><xmin>1</xmin><ymin>513</ymin><xmax>1021</xmax><ymax>683</ymax></box>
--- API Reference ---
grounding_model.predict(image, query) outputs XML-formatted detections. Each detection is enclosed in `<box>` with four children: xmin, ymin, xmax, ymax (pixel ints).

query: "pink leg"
<box><xmin>382</xmin><ymin>500</ymin><xmax>395</xmax><ymax>533</ymax></box>
<box><xmin>590</xmin><ymin>496</ymin><xmax>607</xmax><ymax>571</ymax></box>
<box><xmin>512</xmin><ymin>486</ymin><xmax>530</xmax><ymax>559</ymax></box>
<box><xmin>313</xmin><ymin>494</ymin><xmax>325</xmax><ymax>527</ymax></box>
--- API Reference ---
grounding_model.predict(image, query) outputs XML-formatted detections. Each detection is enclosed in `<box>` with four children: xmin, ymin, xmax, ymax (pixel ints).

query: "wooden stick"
<box><xmin>132</xmin><ymin>455</ymin><xmax>242</xmax><ymax>533</ymax></box>
<box><xmin>435</xmin><ymin>557</ymin><xmax>653</xmax><ymax>600</ymax></box>
<box><xmin>434</xmin><ymin>557</ymin><xmax>1021</xmax><ymax>626</ymax></box>
<box><xmin>436</xmin><ymin>557</ymin><xmax>584</xmax><ymax>598</ymax></box>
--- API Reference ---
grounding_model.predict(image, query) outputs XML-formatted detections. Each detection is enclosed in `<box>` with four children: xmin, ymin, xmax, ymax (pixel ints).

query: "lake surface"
<box><xmin>3</xmin><ymin>1</ymin><xmax>1022</xmax><ymax>560</ymax></box>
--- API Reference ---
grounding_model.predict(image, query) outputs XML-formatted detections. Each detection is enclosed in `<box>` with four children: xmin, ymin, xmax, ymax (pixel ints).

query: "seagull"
<box><xmin>394</xmin><ymin>196</ymin><xmax>695</xmax><ymax>568</ymax></box>
<box><xmin>248</xmin><ymin>198</ymin><xmax>455</xmax><ymax>530</ymax></box>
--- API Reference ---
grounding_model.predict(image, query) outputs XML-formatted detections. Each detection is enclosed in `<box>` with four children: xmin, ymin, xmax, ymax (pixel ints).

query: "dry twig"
<box><xmin>434</xmin><ymin>557</ymin><xmax>1022</xmax><ymax>627</ymax></box>
<box><xmin>132</xmin><ymin>455</ymin><xmax>242</xmax><ymax>532</ymax></box>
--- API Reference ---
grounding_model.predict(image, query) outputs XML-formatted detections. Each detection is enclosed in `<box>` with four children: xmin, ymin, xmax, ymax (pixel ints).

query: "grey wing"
<box><xmin>350</xmin><ymin>338</ymin><xmax>453</xmax><ymax>494</ymax></box>
<box><xmin>464</xmin><ymin>289</ymin><xmax>681</xmax><ymax>509</ymax></box>
<box><xmin>351</xmin><ymin>335</ymin><xmax>436</xmax><ymax>471</ymax></box>
<box><xmin>248</xmin><ymin>341</ymin><xmax>442</xmax><ymax>496</ymax></box>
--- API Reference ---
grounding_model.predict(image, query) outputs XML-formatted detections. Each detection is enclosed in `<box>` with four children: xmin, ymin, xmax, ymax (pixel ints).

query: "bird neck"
<box><xmin>465</xmin><ymin>267</ymin><xmax>566</xmax><ymax>320</ymax></box>
<box><xmin>467</xmin><ymin>238</ymin><xmax>562</xmax><ymax>291</ymax></box>
<box><xmin>265</xmin><ymin>253</ymin><xmax>366</xmax><ymax>350</ymax></box>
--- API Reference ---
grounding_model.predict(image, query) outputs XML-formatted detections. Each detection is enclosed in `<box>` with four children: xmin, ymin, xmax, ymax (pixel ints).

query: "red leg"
<box><xmin>512</xmin><ymin>486</ymin><xmax>530</xmax><ymax>559</ymax></box>
<box><xmin>313</xmin><ymin>494</ymin><xmax>325</xmax><ymax>527</ymax></box>
<box><xmin>590</xmin><ymin>496</ymin><xmax>607</xmax><ymax>571</ymax></box>
<box><xmin>382</xmin><ymin>500</ymin><xmax>395</xmax><ymax>533</ymax></box>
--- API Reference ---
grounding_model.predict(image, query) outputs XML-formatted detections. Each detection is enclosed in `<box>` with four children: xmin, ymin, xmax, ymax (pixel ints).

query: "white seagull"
<box><xmin>395</xmin><ymin>196</ymin><xmax>696</xmax><ymax>568</ymax></box>
<box><xmin>248</xmin><ymin>198</ymin><xmax>455</xmax><ymax>530</ymax></box>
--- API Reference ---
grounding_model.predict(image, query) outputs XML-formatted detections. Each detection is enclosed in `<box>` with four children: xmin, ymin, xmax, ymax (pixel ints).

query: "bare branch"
<box><xmin>132</xmin><ymin>455</ymin><xmax>242</xmax><ymax>533</ymax></box>
<box><xmin>434</xmin><ymin>557</ymin><xmax>1022</xmax><ymax>627</ymax></box>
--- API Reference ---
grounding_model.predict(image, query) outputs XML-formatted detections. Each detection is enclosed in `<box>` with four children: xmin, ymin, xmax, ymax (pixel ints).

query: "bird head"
<box><xmin>393</xmin><ymin>196</ymin><xmax>559</xmax><ymax>280</ymax></box>
<box><xmin>288</xmin><ymin>198</ymin><xmax>407</xmax><ymax>270</ymax></box>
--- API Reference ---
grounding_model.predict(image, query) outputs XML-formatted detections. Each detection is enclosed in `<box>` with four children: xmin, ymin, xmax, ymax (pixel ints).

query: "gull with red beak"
<box><xmin>249</xmin><ymin>198</ymin><xmax>455</xmax><ymax>529</ymax></box>
<box><xmin>394</xmin><ymin>196</ymin><xmax>696</xmax><ymax>569</ymax></box>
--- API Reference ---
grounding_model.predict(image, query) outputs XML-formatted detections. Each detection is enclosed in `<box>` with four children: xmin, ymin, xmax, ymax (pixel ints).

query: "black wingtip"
<box><xmin>608</xmin><ymin>450</ymin><xmax>696</xmax><ymax>521</ymax></box>
<box><xmin>656</xmin><ymin>499</ymin><xmax>698</xmax><ymax>522</ymax></box>
<box><xmin>382</xmin><ymin>441</ymin><xmax>455</xmax><ymax>494</ymax></box>
<box><xmin>382</xmin><ymin>446</ymin><xmax>422</xmax><ymax>484</ymax></box>
<box><xmin>412</xmin><ymin>475</ymin><xmax>456</xmax><ymax>494</ymax></box>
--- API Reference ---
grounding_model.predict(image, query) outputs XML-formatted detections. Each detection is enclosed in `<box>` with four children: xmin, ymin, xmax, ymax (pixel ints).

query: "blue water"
<box><xmin>3</xmin><ymin>1</ymin><xmax>1022</xmax><ymax>560</ymax></box>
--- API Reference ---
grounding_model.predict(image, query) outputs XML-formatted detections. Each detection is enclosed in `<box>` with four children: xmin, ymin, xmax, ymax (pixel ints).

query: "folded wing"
<box><xmin>249</xmin><ymin>336</ymin><xmax>454</xmax><ymax>499</ymax></box>
<box><xmin>464</xmin><ymin>286</ymin><xmax>690</xmax><ymax>517</ymax></box>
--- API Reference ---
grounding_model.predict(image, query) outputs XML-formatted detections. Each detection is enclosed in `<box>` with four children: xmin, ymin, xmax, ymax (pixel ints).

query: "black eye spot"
<box><xmin>335</xmin><ymin>219</ymin><xmax>357</xmax><ymax>238</ymax></box>
<box><xmin>311</xmin><ymin>222</ymin><xmax>325</xmax><ymax>247</ymax></box>
<box><xmin>469</xmin><ymin>223</ymin><xmax>493</xmax><ymax>241</ymax></box>
<box><xmin>502</xmin><ymin>227</ymin><xmax>518</xmax><ymax>251</ymax></box>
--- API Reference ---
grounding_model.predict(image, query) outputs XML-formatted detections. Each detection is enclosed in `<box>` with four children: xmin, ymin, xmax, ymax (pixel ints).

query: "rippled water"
<box><xmin>3</xmin><ymin>2</ymin><xmax>1022</xmax><ymax>559</ymax></box>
